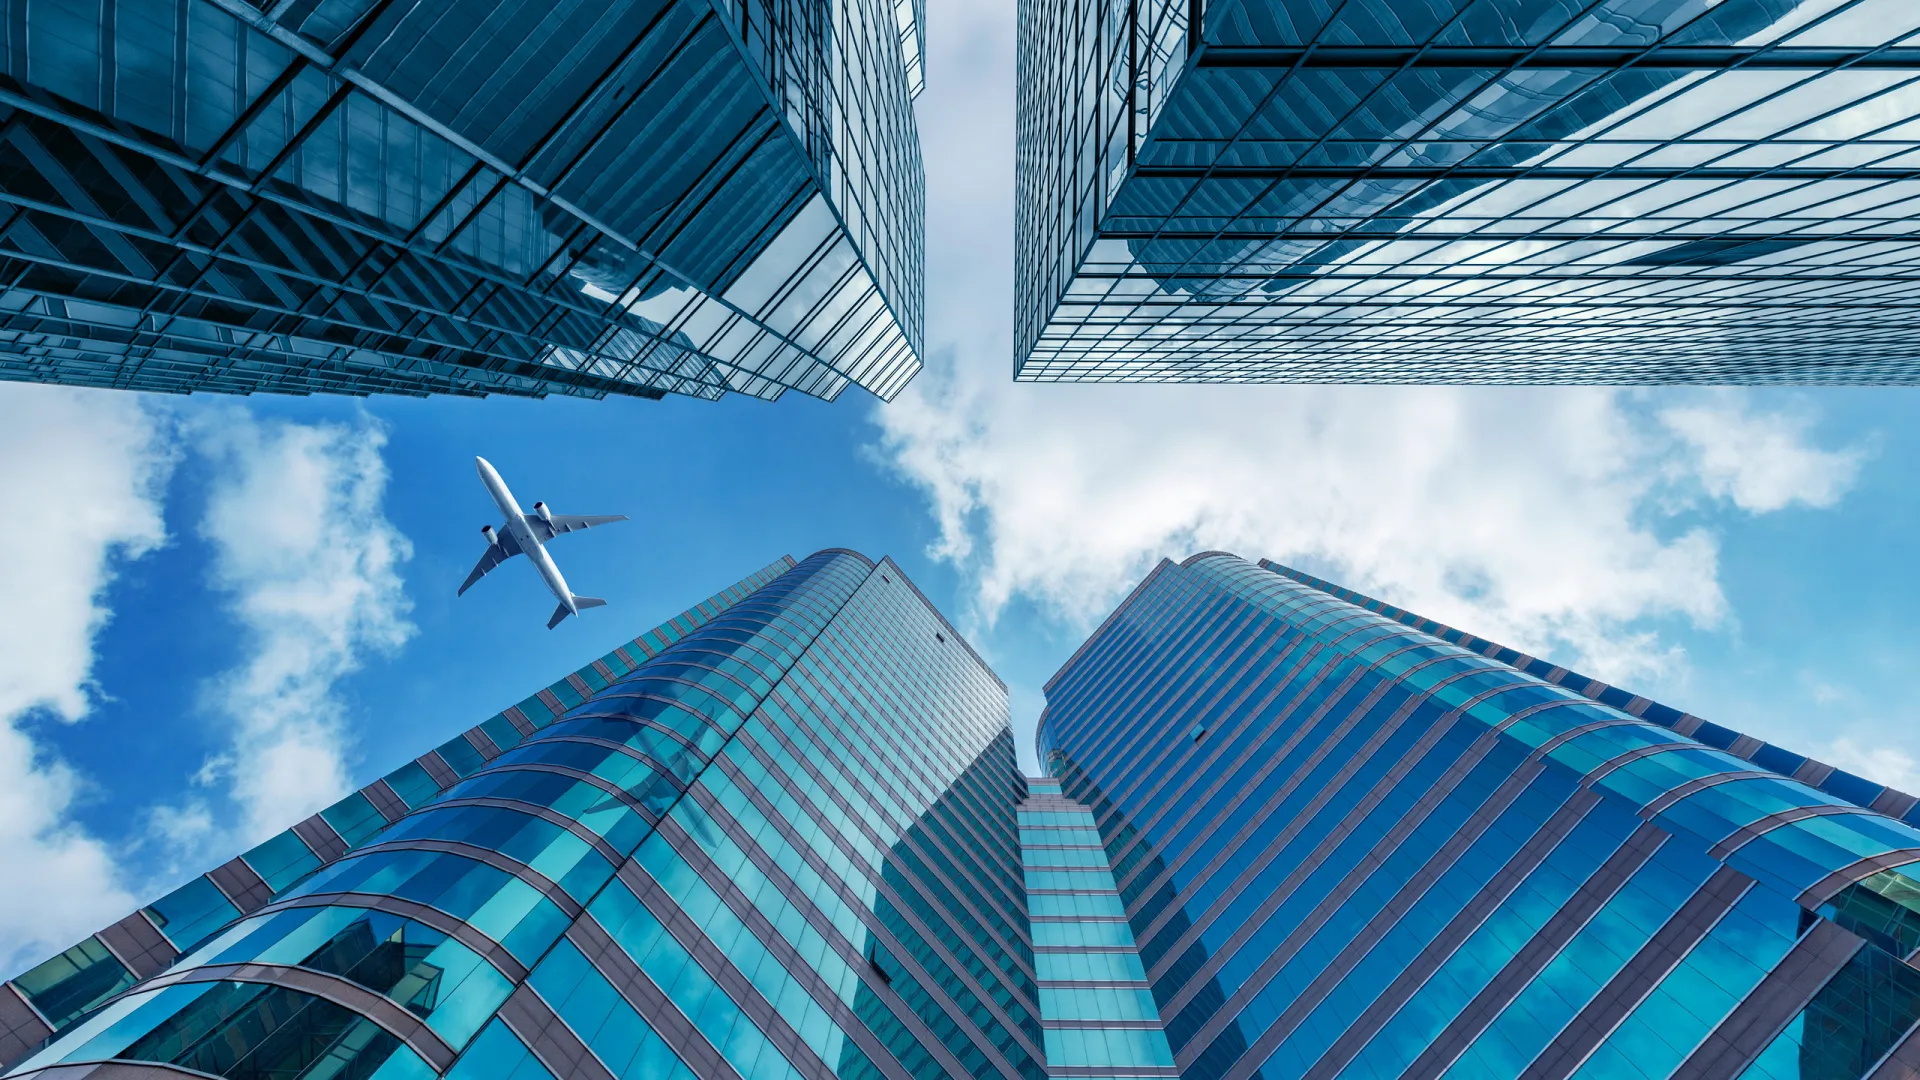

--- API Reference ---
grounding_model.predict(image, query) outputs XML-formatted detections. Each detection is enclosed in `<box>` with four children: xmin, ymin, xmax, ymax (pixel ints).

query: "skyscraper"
<box><xmin>1040</xmin><ymin>551</ymin><xmax>1920</xmax><ymax>1080</ymax></box>
<box><xmin>1022</xmin><ymin>776</ymin><xmax>1177</xmax><ymax>1078</ymax></box>
<box><xmin>0</xmin><ymin>0</ymin><xmax>925</xmax><ymax>403</ymax></box>
<box><xmin>1</xmin><ymin>551</ymin><xmax>1042</xmax><ymax>1080</ymax></box>
<box><xmin>13</xmin><ymin>549</ymin><xmax>1920</xmax><ymax>1080</ymax></box>
<box><xmin>1014</xmin><ymin>0</ymin><xmax>1920</xmax><ymax>383</ymax></box>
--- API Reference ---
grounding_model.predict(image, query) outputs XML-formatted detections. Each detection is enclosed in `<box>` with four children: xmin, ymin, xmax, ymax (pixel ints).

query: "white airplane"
<box><xmin>459</xmin><ymin>457</ymin><xmax>627</xmax><ymax>628</ymax></box>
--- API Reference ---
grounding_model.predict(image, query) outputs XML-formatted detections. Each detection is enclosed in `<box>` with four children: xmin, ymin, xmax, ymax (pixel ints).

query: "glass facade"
<box><xmin>2</xmin><ymin>550</ymin><xmax>1041</xmax><ymax>1080</ymax></box>
<box><xmin>1039</xmin><ymin>551</ymin><xmax>1920</xmax><ymax>1080</ymax></box>
<box><xmin>0</xmin><ymin>0</ymin><xmax>925</xmax><ymax>402</ymax></box>
<box><xmin>1023</xmin><ymin>777</ymin><xmax>1177</xmax><ymax>1078</ymax></box>
<box><xmin>1014</xmin><ymin>0</ymin><xmax>1920</xmax><ymax>383</ymax></box>
<box><xmin>18</xmin><ymin>548</ymin><xmax>1920</xmax><ymax>1080</ymax></box>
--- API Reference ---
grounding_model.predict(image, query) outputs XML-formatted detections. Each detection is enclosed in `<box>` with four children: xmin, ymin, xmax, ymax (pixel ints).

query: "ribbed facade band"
<box><xmin>1040</xmin><ymin>552</ymin><xmax>1920</xmax><ymax>1080</ymax></box>
<box><xmin>3</xmin><ymin>551</ymin><xmax>1036</xmax><ymax>1080</ymax></box>
<box><xmin>11</xmin><ymin>549</ymin><xmax>1920</xmax><ymax>1080</ymax></box>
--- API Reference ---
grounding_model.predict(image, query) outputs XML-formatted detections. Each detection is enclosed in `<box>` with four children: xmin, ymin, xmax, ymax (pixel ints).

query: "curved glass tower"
<box><xmin>18</xmin><ymin>549</ymin><xmax>1920</xmax><ymax>1080</ymax></box>
<box><xmin>0</xmin><ymin>0</ymin><xmax>925</xmax><ymax>402</ymax></box>
<box><xmin>1040</xmin><ymin>552</ymin><xmax>1920</xmax><ymax>1080</ymax></box>
<box><xmin>1015</xmin><ymin>0</ymin><xmax>1920</xmax><ymax>383</ymax></box>
<box><xmin>1</xmin><ymin>551</ymin><xmax>1039</xmax><ymax>1080</ymax></box>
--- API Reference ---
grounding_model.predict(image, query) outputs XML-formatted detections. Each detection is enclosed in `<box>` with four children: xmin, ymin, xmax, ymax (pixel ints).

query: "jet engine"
<box><xmin>533</xmin><ymin>501</ymin><xmax>554</xmax><ymax>524</ymax></box>
<box><xmin>481</xmin><ymin>524</ymin><xmax>498</xmax><ymax>545</ymax></box>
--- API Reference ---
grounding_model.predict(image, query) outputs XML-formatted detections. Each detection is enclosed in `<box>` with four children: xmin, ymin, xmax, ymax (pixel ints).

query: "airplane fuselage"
<box><xmin>476</xmin><ymin>457</ymin><xmax>576</xmax><ymax>616</ymax></box>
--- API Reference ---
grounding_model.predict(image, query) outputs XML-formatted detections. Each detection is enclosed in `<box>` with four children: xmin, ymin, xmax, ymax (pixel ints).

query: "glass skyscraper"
<box><xmin>1040</xmin><ymin>551</ymin><xmax>1920</xmax><ymax>1080</ymax></box>
<box><xmin>0</xmin><ymin>0</ymin><xmax>925</xmax><ymax>402</ymax></box>
<box><xmin>1</xmin><ymin>552</ymin><xmax>1041</xmax><ymax>1080</ymax></box>
<box><xmin>1014</xmin><ymin>0</ymin><xmax>1920</xmax><ymax>383</ymax></box>
<box><xmin>12</xmin><ymin>548</ymin><xmax>1920</xmax><ymax>1080</ymax></box>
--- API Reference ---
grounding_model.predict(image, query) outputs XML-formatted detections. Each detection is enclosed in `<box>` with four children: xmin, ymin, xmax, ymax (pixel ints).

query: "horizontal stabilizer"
<box><xmin>547</xmin><ymin>596</ymin><xmax>607</xmax><ymax>629</ymax></box>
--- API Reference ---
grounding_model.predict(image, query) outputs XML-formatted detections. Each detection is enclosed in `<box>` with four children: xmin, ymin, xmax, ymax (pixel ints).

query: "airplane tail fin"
<box><xmin>547</xmin><ymin>595</ymin><xmax>607</xmax><ymax>630</ymax></box>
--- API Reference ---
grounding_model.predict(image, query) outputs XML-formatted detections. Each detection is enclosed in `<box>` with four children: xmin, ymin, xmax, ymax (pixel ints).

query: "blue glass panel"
<box><xmin>243</xmin><ymin>829</ymin><xmax>322</xmax><ymax>893</ymax></box>
<box><xmin>11</xmin><ymin>936</ymin><xmax>136</xmax><ymax>1029</ymax></box>
<box><xmin>1823</xmin><ymin>770</ymin><xmax>1886</xmax><ymax>809</ymax></box>
<box><xmin>384</xmin><ymin>762</ymin><xmax>443</xmax><ymax>810</ymax></box>
<box><xmin>173</xmin><ymin>906</ymin><xmax>511</xmax><ymax>1048</ymax></box>
<box><xmin>437</xmin><ymin>736</ymin><xmax>488</xmax><ymax>779</ymax></box>
<box><xmin>145</xmin><ymin>876</ymin><xmax>242</xmax><ymax>952</ymax></box>
<box><xmin>1043</xmin><ymin>1027</ymin><xmax>1176</xmax><ymax>1067</ymax></box>
<box><xmin>527</xmin><ymin>938</ymin><xmax>699</xmax><ymax>1080</ymax></box>
<box><xmin>322</xmin><ymin>793</ymin><xmax>391</xmax><ymax>849</ymax></box>
<box><xmin>442</xmin><ymin>1019</ymin><xmax>556</xmax><ymax>1080</ymax></box>
<box><xmin>119</xmin><ymin>980</ymin><xmax>408</xmax><ymax>1080</ymax></box>
<box><xmin>478</xmin><ymin>716</ymin><xmax>524</xmax><ymax>753</ymax></box>
<box><xmin>1752</xmin><ymin>744</ymin><xmax>1808</xmax><ymax>778</ymax></box>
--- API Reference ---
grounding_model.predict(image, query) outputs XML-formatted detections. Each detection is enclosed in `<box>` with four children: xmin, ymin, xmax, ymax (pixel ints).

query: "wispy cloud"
<box><xmin>879</xmin><ymin>0</ymin><xmax>1869</xmax><ymax>694</ymax></box>
<box><xmin>1660</xmin><ymin>393</ymin><xmax>1868</xmax><ymax>513</ymax></box>
<box><xmin>875</xmin><ymin>372</ymin><xmax>1868</xmax><ymax>688</ymax></box>
<box><xmin>1822</xmin><ymin>738</ymin><xmax>1920</xmax><ymax>794</ymax></box>
<box><xmin>157</xmin><ymin>410</ymin><xmax>414</xmax><ymax>864</ymax></box>
<box><xmin>0</xmin><ymin>384</ymin><xmax>170</xmax><ymax>973</ymax></box>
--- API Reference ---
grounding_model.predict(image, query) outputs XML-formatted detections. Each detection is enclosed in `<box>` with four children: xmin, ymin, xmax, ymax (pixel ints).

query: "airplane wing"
<box><xmin>458</xmin><ymin>528</ymin><xmax>523</xmax><ymax>595</ymax></box>
<box><xmin>525</xmin><ymin>513</ymin><xmax>628</xmax><ymax>542</ymax></box>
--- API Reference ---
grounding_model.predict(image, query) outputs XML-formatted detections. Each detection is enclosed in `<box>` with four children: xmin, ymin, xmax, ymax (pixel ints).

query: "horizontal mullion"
<box><xmin>1097</xmin><ymin>231</ymin><xmax>1920</xmax><ymax>243</ymax></box>
<box><xmin>2</xmin><ymin>88</ymin><xmax>844</xmax><ymax>391</ymax></box>
<box><xmin>0</xmin><ymin>240</ymin><xmax>702</xmax><ymax>394</ymax></box>
<box><xmin>1131</xmin><ymin>165</ymin><xmax>1920</xmax><ymax>181</ymax></box>
<box><xmin>1065</xmin><ymin>270</ymin><xmax>1920</xmax><ymax>281</ymax></box>
<box><xmin>1193</xmin><ymin>45</ymin><xmax>1920</xmax><ymax>70</ymax></box>
<box><xmin>0</xmin><ymin>191</ymin><xmax>709</xmax><ymax>381</ymax></box>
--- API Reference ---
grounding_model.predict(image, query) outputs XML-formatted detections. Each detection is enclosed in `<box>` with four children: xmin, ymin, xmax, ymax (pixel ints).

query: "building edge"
<box><xmin>0</xmin><ymin>555</ymin><xmax>800</xmax><ymax>1070</ymax></box>
<box><xmin>1251</xmin><ymin>556</ymin><xmax>1920</xmax><ymax>822</ymax></box>
<box><xmin>1036</xmin><ymin>550</ymin><xmax>1920</xmax><ymax>824</ymax></box>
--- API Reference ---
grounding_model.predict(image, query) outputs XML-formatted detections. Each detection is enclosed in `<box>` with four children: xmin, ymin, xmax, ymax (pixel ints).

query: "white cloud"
<box><xmin>876</xmin><ymin>372</ymin><xmax>1828</xmax><ymax>687</ymax></box>
<box><xmin>881</xmin><ymin>0</ymin><xmax>1867</xmax><ymax>693</ymax></box>
<box><xmin>1821</xmin><ymin>738</ymin><xmax>1920</xmax><ymax>794</ymax></box>
<box><xmin>1660</xmin><ymin>394</ymin><xmax>1866</xmax><ymax>512</ymax></box>
<box><xmin>172</xmin><ymin>409</ymin><xmax>414</xmax><ymax>852</ymax></box>
<box><xmin>0</xmin><ymin>384</ymin><xmax>170</xmax><ymax>974</ymax></box>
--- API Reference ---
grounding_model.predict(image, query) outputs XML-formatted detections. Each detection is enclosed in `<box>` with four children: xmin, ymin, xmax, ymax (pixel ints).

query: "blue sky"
<box><xmin>3</xmin><ymin>0</ymin><xmax>1920</xmax><ymax>980</ymax></box>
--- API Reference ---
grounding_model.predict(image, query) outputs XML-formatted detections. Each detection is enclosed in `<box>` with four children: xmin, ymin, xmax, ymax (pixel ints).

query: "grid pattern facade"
<box><xmin>1022</xmin><ymin>777</ymin><xmax>1176</xmax><ymax>1078</ymax></box>
<box><xmin>0</xmin><ymin>0</ymin><xmax>925</xmax><ymax>402</ymax></box>
<box><xmin>1014</xmin><ymin>0</ymin><xmax>1920</xmax><ymax>384</ymax></box>
<box><xmin>3</xmin><ymin>549</ymin><xmax>1039</xmax><ymax>1080</ymax></box>
<box><xmin>1038</xmin><ymin>551</ymin><xmax>1920</xmax><ymax>1080</ymax></box>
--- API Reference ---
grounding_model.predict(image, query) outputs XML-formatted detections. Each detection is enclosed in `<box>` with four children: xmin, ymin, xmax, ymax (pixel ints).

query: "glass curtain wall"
<box><xmin>1040</xmin><ymin>551</ymin><xmax>1920</xmax><ymax>1080</ymax></box>
<box><xmin>1022</xmin><ymin>777</ymin><xmax>1176</xmax><ymax>1078</ymax></box>
<box><xmin>4</xmin><ymin>550</ymin><xmax>1031</xmax><ymax>1080</ymax></box>
<box><xmin>1015</xmin><ymin>0</ymin><xmax>1920</xmax><ymax>383</ymax></box>
<box><xmin>0</xmin><ymin>0</ymin><xmax>924</xmax><ymax>402</ymax></box>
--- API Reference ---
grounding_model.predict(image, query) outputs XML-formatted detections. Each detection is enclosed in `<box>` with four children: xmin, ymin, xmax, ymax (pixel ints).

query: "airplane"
<box><xmin>459</xmin><ymin>457</ymin><xmax>627</xmax><ymax>628</ymax></box>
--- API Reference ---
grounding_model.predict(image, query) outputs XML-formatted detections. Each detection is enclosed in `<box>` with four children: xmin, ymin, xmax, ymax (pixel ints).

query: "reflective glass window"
<box><xmin>442</xmin><ymin>1019</ymin><xmax>555</xmax><ymax>1080</ymax></box>
<box><xmin>12</xmin><ymin>936</ymin><xmax>136</xmax><ymax>1029</ymax></box>
<box><xmin>174</xmin><ymin>906</ymin><xmax>511</xmax><ymax>1047</ymax></box>
<box><xmin>324</xmin><ymin>793</ymin><xmax>392</xmax><ymax>850</ymax></box>
<box><xmin>244</xmin><ymin>830</ymin><xmax>323</xmax><ymax>893</ymax></box>
<box><xmin>145</xmin><ymin>876</ymin><xmax>243</xmax><ymax>953</ymax></box>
